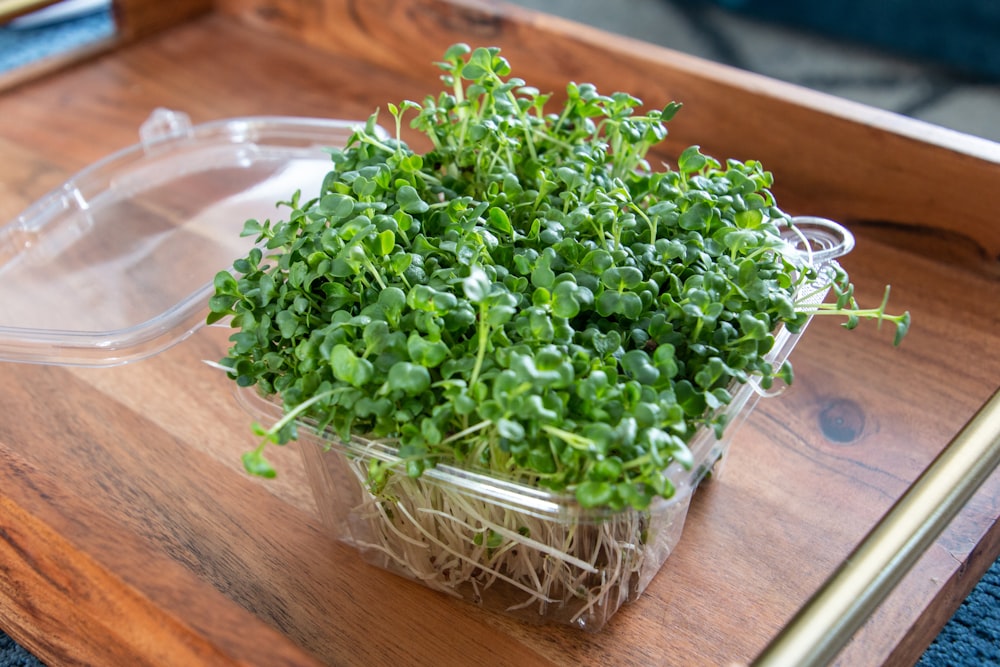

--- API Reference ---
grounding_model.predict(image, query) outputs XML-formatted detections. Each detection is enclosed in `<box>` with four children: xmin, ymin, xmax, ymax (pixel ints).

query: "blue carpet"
<box><xmin>0</xmin><ymin>632</ymin><xmax>41</xmax><ymax>667</ymax></box>
<box><xmin>0</xmin><ymin>6</ymin><xmax>114</xmax><ymax>74</ymax></box>
<box><xmin>918</xmin><ymin>558</ymin><xmax>1000</xmax><ymax>666</ymax></box>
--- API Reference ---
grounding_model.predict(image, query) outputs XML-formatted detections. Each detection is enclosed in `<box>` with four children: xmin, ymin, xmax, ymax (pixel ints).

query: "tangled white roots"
<box><xmin>338</xmin><ymin>450</ymin><xmax>687</xmax><ymax>630</ymax></box>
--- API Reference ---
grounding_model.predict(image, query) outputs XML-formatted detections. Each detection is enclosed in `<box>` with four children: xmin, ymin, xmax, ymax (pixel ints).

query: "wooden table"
<box><xmin>1</xmin><ymin>1</ymin><xmax>999</xmax><ymax>665</ymax></box>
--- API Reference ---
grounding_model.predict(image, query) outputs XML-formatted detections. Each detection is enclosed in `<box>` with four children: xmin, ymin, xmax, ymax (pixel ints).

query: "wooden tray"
<box><xmin>1</xmin><ymin>1</ymin><xmax>998</xmax><ymax>664</ymax></box>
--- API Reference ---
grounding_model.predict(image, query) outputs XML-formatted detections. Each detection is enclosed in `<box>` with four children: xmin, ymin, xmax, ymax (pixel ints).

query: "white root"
<box><xmin>330</xmin><ymin>450</ymin><xmax>681</xmax><ymax>628</ymax></box>
<box><xmin>421</xmin><ymin>501</ymin><xmax>600</xmax><ymax>574</ymax></box>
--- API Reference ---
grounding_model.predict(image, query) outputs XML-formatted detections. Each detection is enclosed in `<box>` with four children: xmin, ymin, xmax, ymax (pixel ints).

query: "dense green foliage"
<box><xmin>209</xmin><ymin>44</ymin><xmax>908</xmax><ymax>510</ymax></box>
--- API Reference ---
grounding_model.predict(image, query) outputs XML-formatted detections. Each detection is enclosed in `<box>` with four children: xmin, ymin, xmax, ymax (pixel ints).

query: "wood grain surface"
<box><xmin>0</xmin><ymin>2</ymin><xmax>998</xmax><ymax>665</ymax></box>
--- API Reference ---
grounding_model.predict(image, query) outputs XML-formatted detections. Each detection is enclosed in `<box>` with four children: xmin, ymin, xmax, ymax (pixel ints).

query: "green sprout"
<box><xmin>210</xmin><ymin>44</ymin><xmax>909</xmax><ymax>512</ymax></box>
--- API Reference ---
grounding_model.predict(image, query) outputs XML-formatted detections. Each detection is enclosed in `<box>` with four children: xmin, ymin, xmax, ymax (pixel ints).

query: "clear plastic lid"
<box><xmin>0</xmin><ymin>109</ymin><xmax>359</xmax><ymax>366</ymax></box>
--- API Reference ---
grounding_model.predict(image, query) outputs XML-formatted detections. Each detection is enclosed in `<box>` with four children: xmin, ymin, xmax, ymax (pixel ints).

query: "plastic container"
<box><xmin>1</xmin><ymin>109</ymin><xmax>854</xmax><ymax>632</ymax></box>
<box><xmin>0</xmin><ymin>108</ymin><xmax>359</xmax><ymax>366</ymax></box>
<box><xmin>238</xmin><ymin>216</ymin><xmax>850</xmax><ymax>631</ymax></box>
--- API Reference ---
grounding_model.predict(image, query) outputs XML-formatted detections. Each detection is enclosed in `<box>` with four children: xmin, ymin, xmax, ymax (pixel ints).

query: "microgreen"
<box><xmin>211</xmin><ymin>44</ymin><xmax>909</xmax><ymax>512</ymax></box>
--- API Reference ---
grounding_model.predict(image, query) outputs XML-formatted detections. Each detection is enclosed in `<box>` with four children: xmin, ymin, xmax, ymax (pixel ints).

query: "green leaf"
<box><xmin>378</xmin><ymin>286</ymin><xmax>407</xmax><ymax>322</ymax></box>
<box><xmin>679</xmin><ymin>201</ymin><xmax>712</xmax><ymax>231</ymax></box>
<box><xmin>242</xmin><ymin>449</ymin><xmax>276</xmax><ymax>478</ymax></box>
<box><xmin>677</xmin><ymin>145</ymin><xmax>707</xmax><ymax>173</ymax></box>
<box><xmin>376</xmin><ymin>229</ymin><xmax>395</xmax><ymax>256</ymax></box>
<box><xmin>396</xmin><ymin>185</ymin><xmax>429</xmax><ymax>214</ymax></box>
<box><xmin>551</xmin><ymin>281</ymin><xmax>581</xmax><ymax>319</ymax></box>
<box><xmin>276</xmin><ymin>310</ymin><xmax>301</xmax><ymax>339</ymax></box>
<box><xmin>407</xmin><ymin>332</ymin><xmax>450</xmax><ymax>368</ymax></box>
<box><xmin>319</xmin><ymin>193</ymin><xmax>356</xmax><ymax>220</ymax></box>
<box><xmin>734</xmin><ymin>209</ymin><xmax>764</xmax><ymax>229</ymax></box>
<box><xmin>739</xmin><ymin>311</ymin><xmax>771</xmax><ymax>340</ymax></box>
<box><xmin>675</xmin><ymin>380</ymin><xmax>707</xmax><ymax>417</ymax></box>
<box><xmin>576</xmin><ymin>481</ymin><xmax>614</xmax><ymax>508</ymax></box>
<box><xmin>484</xmin><ymin>304</ymin><xmax>516</xmax><ymax>327</ymax></box>
<box><xmin>661</xmin><ymin>101</ymin><xmax>683</xmax><ymax>121</ymax></box>
<box><xmin>387</xmin><ymin>362</ymin><xmax>432</xmax><ymax>395</ymax></box>
<box><xmin>462</xmin><ymin>266</ymin><xmax>491</xmax><ymax>303</ymax></box>
<box><xmin>352</xmin><ymin>177</ymin><xmax>376</xmax><ymax>197</ymax></box>
<box><xmin>443</xmin><ymin>42</ymin><xmax>471</xmax><ymax>61</ymax></box>
<box><xmin>488</xmin><ymin>207</ymin><xmax>513</xmax><ymax>235</ymax></box>
<box><xmin>601</xmin><ymin>266</ymin><xmax>643</xmax><ymax>291</ymax></box>
<box><xmin>621</xmin><ymin>349</ymin><xmax>659</xmax><ymax>385</ymax></box>
<box><xmin>240</xmin><ymin>218</ymin><xmax>264</xmax><ymax>238</ymax></box>
<box><xmin>206</xmin><ymin>295</ymin><xmax>236</xmax><ymax>322</ymax></box>
<box><xmin>330</xmin><ymin>344</ymin><xmax>374</xmax><ymax>387</ymax></box>
<box><xmin>592</xmin><ymin>457</ymin><xmax>624</xmax><ymax>481</ymax></box>
<box><xmin>617</xmin><ymin>481</ymin><xmax>651</xmax><ymax>510</ymax></box>
<box><xmin>213</xmin><ymin>271</ymin><xmax>239</xmax><ymax>295</ymax></box>
<box><xmin>894</xmin><ymin>312</ymin><xmax>911</xmax><ymax>346</ymax></box>
<box><xmin>531</xmin><ymin>258</ymin><xmax>556</xmax><ymax>290</ymax></box>
<box><xmin>402</xmin><ymin>153</ymin><xmax>423</xmax><ymax>174</ymax></box>
<box><xmin>581</xmin><ymin>252</ymin><xmax>613</xmax><ymax>278</ymax></box>
<box><xmin>496</xmin><ymin>418</ymin><xmax>525</xmax><ymax>440</ymax></box>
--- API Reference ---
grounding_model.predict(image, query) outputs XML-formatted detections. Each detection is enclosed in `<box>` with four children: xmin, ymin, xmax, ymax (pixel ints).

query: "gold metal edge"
<box><xmin>754</xmin><ymin>386</ymin><xmax>1000</xmax><ymax>666</ymax></box>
